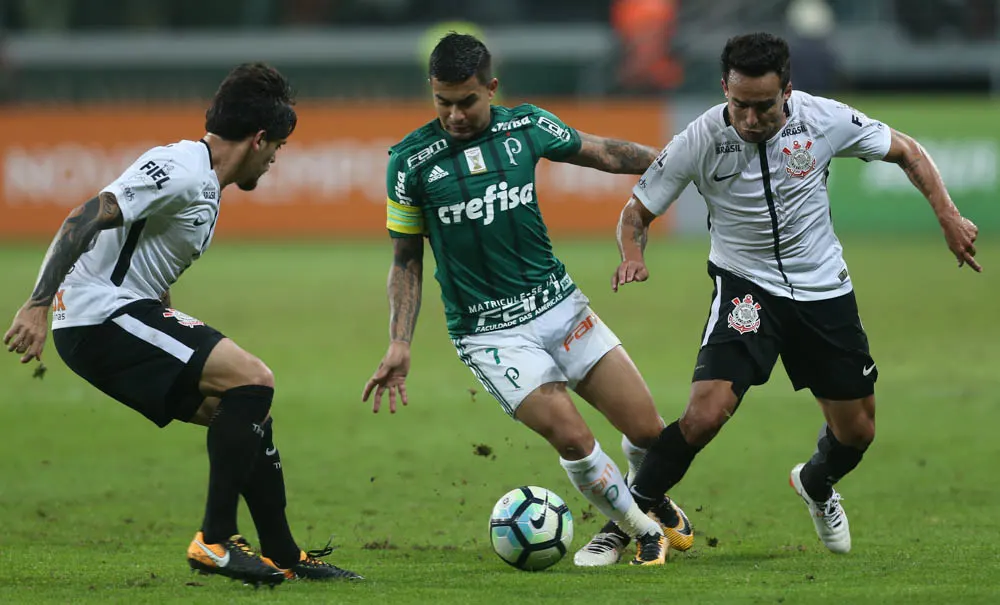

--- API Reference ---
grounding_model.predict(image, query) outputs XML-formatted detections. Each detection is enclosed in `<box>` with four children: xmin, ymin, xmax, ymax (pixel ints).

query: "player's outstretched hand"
<box><xmin>612</xmin><ymin>260</ymin><xmax>650</xmax><ymax>292</ymax></box>
<box><xmin>941</xmin><ymin>214</ymin><xmax>981</xmax><ymax>272</ymax></box>
<box><xmin>4</xmin><ymin>304</ymin><xmax>49</xmax><ymax>364</ymax></box>
<box><xmin>362</xmin><ymin>341</ymin><xmax>411</xmax><ymax>414</ymax></box>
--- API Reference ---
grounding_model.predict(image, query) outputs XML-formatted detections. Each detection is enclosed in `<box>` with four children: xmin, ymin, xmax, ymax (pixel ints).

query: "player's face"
<box><xmin>236</xmin><ymin>135</ymin><xmax>286</xmax><ymax>191</ymax></box>
<box><xmin>722</xmin><ymin>71</ymin><xmax>791</xmax><ymax>144</ymax></box>
<box><xmin>431</xmin><ymin>76</ymin><xmax>498</xmax><ymax>140</ymax></box>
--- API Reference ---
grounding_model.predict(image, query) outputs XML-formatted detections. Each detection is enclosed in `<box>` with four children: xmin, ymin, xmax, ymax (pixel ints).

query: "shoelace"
<box><xmin>821</xmin><ymin>494</ymin><xmax>845</xmax><ymax>528</ymax></box>
<box><xmin>635</xmin><ymin>533</ymin><xmax>664</xmax><ymax>562</ymax></box>
<box><xmin>293</xmin><ymin>537</ymin><xmax>360</xmax><ymax>578</ymax></box>
<box><xmin>230</xmin><ymin>536</ymin><xmax>264</xmax><ymax>561</ymax></box>
<box><xmin>584</xmin><ymin>533</ymin><xmax>624</xmax><ymax>553</ymax></box>
<box><xmin>300</xmin><ymin>548</ymin><xmax>358</xmax><ymax>578</ymax></box>
<box><xmin>302</xmin><ymin>538</ymin><xmax>336</xmax><ymax>566</ymax></box>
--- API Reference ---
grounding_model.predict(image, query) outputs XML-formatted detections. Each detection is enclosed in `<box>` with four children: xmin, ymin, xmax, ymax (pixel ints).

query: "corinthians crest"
<box><xmin>728</xmin><ymin>294</ymin><xmax>761</xmax><ymax>334</ymax></box>
<box><xmin>782</xmin><ymin>140</ymin><xmax>816</xmax><ymax>178</ymax></box>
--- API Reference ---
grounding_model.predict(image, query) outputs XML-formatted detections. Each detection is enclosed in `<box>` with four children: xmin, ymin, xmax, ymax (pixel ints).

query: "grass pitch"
<box><xmin>1</xmin><ymin>236</ymin><xmax>998</xmax><ymax>604</ymax></box>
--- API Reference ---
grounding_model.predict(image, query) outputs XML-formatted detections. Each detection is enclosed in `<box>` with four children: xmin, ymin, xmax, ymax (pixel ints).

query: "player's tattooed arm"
<box><xmin>884</xmin><ymin>128</ymin><xmax>954</xmax><ymax>216</ymax></box>
<box><xmin>617</xmin><ymin>196</ymin><xmax>657</xmax><ymax>257</ymax></box>
<box><xmin>619</xmin><ymin>196</ymin><xmax>654</xmax><ymax>253</ymax></box>
<box><xmin>388</xmin><ymin>235</ymin><xmax>424</xmax><ymax>343</ymax></box>
<box><xmin>27</xmin><ymin>192</ymin><xmax>124</xmax><ymax>308</ymax></box>
<box><xmin>612</xmin><ymin>196</ymin><xmax>658</xmax><ymax>291</ymax></box>
<box><xmin>566</xmin><ymin>132</ymin><xmax>660</xmax><ymax>175</ymax></box>
<box><xmin>884</xmin><ymin>127</ymin><xmax>981</xmax><ymax>271</ymax></box>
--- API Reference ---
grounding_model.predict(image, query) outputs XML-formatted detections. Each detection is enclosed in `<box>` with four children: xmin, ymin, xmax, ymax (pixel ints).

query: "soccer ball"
<box><xmin>489</xmin><ymin>486</ymin><xmax>574</xmax><ymax>571</ymax></box>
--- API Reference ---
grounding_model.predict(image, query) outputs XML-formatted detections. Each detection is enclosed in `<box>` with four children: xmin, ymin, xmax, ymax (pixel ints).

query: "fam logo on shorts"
<box><xmin>563</xmin><ymin>312</ymin><xmax>600</xmax><ymax>351</ymax></box>
<box><xmin>727</xmin><ymin>295</ymin><xmax>761</xmax><ymax>334</ymax></box>
<box><xmin>163</xmin><ymin>308</ymin><xmax>205</xmax><ymax>328</ymax></box>
<box><xmin>782</xmin><ymin>140</ymin><xmax>816</xmax><ymax>178</ymax></box>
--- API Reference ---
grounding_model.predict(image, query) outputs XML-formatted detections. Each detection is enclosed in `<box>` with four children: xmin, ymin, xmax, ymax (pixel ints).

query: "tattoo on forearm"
<box><xmin>388</xmin><ymin>238</ymin><xmax>423</xmax><ymax>343</ymax></box>
<box><xmin>576</xmin><ymin>133</ymin><xmax>658</xmax><ymax>175</ymax></box>
<box><xmin>900</xmin><ymin>144</ymin><xmax>958</xmax><ymax>219</ymax></box>
<box><xmin>901</xmin><ymin>156</ymin><xmax>929</xmax><ymax>192</ymax></box>
<box><xmin>622</xmin><ymin>207</ymin><xmax>648</xmax><ymax>252</ymax></box>
<box><xmin>601</xmin><ymin>138</ymin><xmax>659</xmax><ymax>174</ymax></box>
<box><xmin>29</xmin><ymin>192</ymin><xmax>122</xmax><ymax>308</ymax></box>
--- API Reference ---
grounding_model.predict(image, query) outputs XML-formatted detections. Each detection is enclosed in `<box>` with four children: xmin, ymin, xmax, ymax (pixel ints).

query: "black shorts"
<box><xmin>53</xmin><ymin>299</ymin><xmax>224</xmax><ymax>427</ymax></box>
<box><xmin>692</xmin><ymin>262</ymin><xmax>877</xmax><ymax>401</ymax></box>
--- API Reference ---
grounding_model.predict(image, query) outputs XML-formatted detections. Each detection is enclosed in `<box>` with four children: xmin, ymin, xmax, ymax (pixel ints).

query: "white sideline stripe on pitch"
<box><xmin>112</xmin><ymin>314</ymin><xmax>194</xmax><ymax>363</ymax></box>
<box><xmin>701</xmin><ymin>275</ymin><xmax>724</xmax><ymax>347</ymax></box>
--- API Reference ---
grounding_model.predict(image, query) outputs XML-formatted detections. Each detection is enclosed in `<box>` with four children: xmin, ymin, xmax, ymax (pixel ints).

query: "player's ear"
<box><xmin>487</xmin><ymin>77</ymin><xmax>499</xmax><ymax>98</ymax></box>
<box><xmin>783</xmin><ymin>81</ymin><xmax>793</xmax><ymax>100</ymax></box>
<box><xmin>251</xmin><ymin>130</ymin><xmax>267</xmax><ymax>151</ymax></box>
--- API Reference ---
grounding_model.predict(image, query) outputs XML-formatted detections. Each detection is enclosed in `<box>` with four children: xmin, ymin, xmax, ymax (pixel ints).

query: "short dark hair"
<box><xmin>721</xmin><ymin>33</ymin><xmax>791</xmax><ymax>88</ymax></box>
<box><xmin>205</xmin><ymin>62</ymin><xmax>297</xmax><ymax>142</ymax></box>
<box><xmin>429</xmin><ymin>33</ymin><xmax>492</xmax><ymax>85</ymax></box>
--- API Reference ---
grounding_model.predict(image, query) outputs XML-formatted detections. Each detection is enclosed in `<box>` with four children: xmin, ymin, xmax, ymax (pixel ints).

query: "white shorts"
<box><xmin>451</xmin><ymin>289</ymin><xmax>621</xmax><ymax>417</ymax></box>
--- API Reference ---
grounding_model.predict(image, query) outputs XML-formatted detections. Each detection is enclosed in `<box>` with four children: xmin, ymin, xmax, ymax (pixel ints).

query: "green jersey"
<box><xmin>386</xmin><ymin>104</ymin><xmax>582</xmax><ymax>337</ymax></box>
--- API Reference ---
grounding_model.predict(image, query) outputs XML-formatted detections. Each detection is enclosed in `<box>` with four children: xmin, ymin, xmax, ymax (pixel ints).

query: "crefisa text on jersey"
<box><xmin>491</xmin><ymin>116</ymin><xmax>532</xmax><ymax>132</ymax></box>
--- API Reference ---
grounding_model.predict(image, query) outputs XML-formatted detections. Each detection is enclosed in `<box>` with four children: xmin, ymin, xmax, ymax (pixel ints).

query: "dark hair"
<box><xmin>721</xmin><ymin>32</ymin><xmax>791</xmax><ymax>88</ymax></box>
<box><xmin>205</xmin><ymin>62</ymin><xmax>297</xmax><ymax>141</ymax></box>
<box><xmin>429</xmin><ymin>33</ymin><xmax>492</xmax><ymax>85</ymax></box>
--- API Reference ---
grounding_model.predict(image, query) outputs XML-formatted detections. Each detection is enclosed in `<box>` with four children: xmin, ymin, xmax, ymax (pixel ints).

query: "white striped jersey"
<box><xmin>52</xmin><ymin>140</ymin><xmax>221</xmax><ymax>328</ymax></box>
<box><xmin>634</xmin><ymin>90</ymin><xmax>891</xmax><ymax>301</ymax></box>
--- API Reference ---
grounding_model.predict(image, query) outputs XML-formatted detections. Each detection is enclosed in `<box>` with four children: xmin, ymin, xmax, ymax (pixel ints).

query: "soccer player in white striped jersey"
<box><xmin>4</xmin><ymin>63</ymin><xmax>360</xmax><ymax>584</ymax></box>
<box><xmin>588</xmin><ymin>32</ymin><xmax>980</xmax><ymax>559</ymax></box>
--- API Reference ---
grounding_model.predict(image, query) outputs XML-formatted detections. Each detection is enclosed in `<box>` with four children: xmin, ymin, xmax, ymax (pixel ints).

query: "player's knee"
<box><xmin>679</xmin><ymin>393</ymin><xmax>732</xmax><ymax>447</ymax></box>
<box><xmin>552</xmin><ymin>424</ymin><xmax>596</xmax><ymax>461</ymax></box>
<box><xmin>241</xmin><ymin>357</ymin><xmax>275</xmax><ymax>390</ymax></box>
<box><xmin>842</xmin><ymin>417</ymin><xmax>875</xmax><ymax>450</ymax></box>
<box><xmin>678</xmin><ymin>412</ymin><xmax>724</xmax><ymax>447</ymax></box>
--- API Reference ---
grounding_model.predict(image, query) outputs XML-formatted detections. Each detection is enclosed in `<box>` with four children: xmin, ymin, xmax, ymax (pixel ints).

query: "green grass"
<box><xmin>1</xmin><ymin>236</ymin><xmax>998</xmax><ymax>604</ymax></box>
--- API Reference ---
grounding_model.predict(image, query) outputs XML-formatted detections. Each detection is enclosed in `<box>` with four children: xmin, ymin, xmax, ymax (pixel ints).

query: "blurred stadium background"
<box><xmin>1</xmin><ymin>0</ymin><xmax>999</xmax><ymax>240</ymax></box>
<box><xmin>2</xmin><ymin>2</ymin><xmax>1000</xmax><ymax>602</ymax></box>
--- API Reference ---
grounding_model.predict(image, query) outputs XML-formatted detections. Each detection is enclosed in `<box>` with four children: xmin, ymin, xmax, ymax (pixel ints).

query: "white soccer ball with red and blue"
<box><xmin>489</xmin><ymin>486</ymin><xmax>573</xmax><ymax>571</ymax></box>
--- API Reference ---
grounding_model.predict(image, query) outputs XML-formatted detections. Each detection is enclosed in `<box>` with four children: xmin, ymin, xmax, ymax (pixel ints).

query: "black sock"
<box><xmin>242</xmin><ymin>417</ymin><xmax>301</xmax><ymax>568</ymax></box>
<box><xmin>201</xmin><ymin>385</ymin><xmax>273</xmax><ymax>545</ymax></box>
<box><xmin>629</xmin><ymin>421</ymin><xmax>703</xmax><ymax>513</ymax></box>
<box><xmin>799</xmin><ymin>425</ymin><xmax>868</xmax><ymax>503</ymax></box>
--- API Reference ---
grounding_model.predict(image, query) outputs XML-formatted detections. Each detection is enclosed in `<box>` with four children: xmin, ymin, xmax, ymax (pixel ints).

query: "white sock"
<box><xmin>621</xmin><ymin>417</ymin><xmax>665</xmax><ymax>485</ymax></box>
<box><xmin>621</xmin><ymin>434</ymin><xmax>648</xmax><ymax>486</ymax></box>
<box><xmin>560</xmin><ymin>440</ymin><xmax>660</xmax><ymax>538</ymax></box>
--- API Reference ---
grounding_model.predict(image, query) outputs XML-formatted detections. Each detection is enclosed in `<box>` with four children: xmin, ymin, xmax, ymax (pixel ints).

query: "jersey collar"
<box><xmin>199</xmin><ymin>138</ymin><xmax>213</xmax><ymax>168</ymax></box>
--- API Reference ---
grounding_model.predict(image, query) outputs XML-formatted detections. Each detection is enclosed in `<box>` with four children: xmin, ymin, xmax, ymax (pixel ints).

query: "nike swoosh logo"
<box><xmin>676</xmin><ymin>511</ymin><xmax>692</xmax><ymax>536</ymax></box>
<box><xmin>530</xmin><ymin>494</ymin><xmax>549</xmax><ymax>530</ymax></box>
<box><xmin>195</xmin><ymin>541</ymin><xmax>230</xmax><ymax>567</ymax></box>
<box><xmin>265</xmin><ymin>447</ymin><xmax>277</xmax><ymax>456</ymax></box>
<box><xmin>193</xmin><ymin>217</ymin><xmax>209</xmax><ymax>226</ymax></box>
<box><xmin>862</xmin><ymin>364</ymin><xmax>876</xmax><ymax>376</ymax></box>
<box><xmin>712</xmin><ymin>172</ymin><xmax>739</xmax><ymax>182</ymax></box>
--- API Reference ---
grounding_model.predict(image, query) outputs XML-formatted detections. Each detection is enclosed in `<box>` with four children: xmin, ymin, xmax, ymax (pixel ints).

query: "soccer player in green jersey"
<box><xmin>362</xmin><ymin>33</ymin><xmax>691</xmax><ymax>566</ymax></box>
